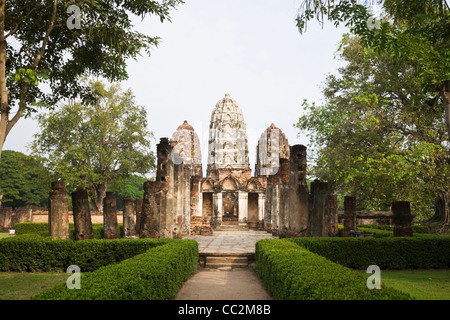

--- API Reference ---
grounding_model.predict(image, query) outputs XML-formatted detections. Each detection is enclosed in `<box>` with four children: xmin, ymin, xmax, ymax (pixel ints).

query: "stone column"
<box><xmin>135</xmin><ymin>198</ymin><xmax>143</xmax><ymax>235</ymax></box>
<box><xmin>213</xmin><ymin>192</ymin><xmax>223</xmax><ymax>226</ymax></box>
<box><xmin>309</xmin><ymin>180</ymin><xmax>329</xmax><ymax>237</ymax></box>
<box><xmin>271</xmin><ymin>184</ymin><xmax>280</xmax><ymax>236</ymax></box>
<box><xmin>198</xmin><ymin>192</ymin><xmax>203</xmax><ymax>217</ymax></box>
<box><xmin>258</xmin><ymin>193</ymin><xmax>265</xmax><ymax>227</ymax></box>
<box><xmin>48</xmin><ymin>181</ymin><xmax>69</xmax><ymax>239</ymax></box>
<box><xmin>392</xmin><ymin>201</ymin><xmax>413</xmax><ymax>237</ymax></box>
<box><xmin>238</xmin><ymin>191</ymin><xmax>248</xmax><ymax>223</ymax></box>
<box><xmin>72</xmin><ymin>187</ymin><xmax>93</xmax><ymax>240</ymax></box>
<box><xmin>327</xmin><ymin>194</ymin><xmax>339</xmax><ymax>237</ymax></box>
<box><xmin>139</xmin><ymin>181</ymin><xmax>161</xmax><ymax>238</ymax></box>
<box><xmin>343</xmin><ymin>196</ymin><xmax>356</xmax><ymax>237</ymax></box>
<box><xmin>123</xmin><ymin>197</ymin><xmax>136</xmax><ymax>237</ymax></box>
<box><xmin>103</xmin><ymin>192</ymin><xmax>119</xmax><ymax>239</ymax></box>
<box><xmin>0</xmin><ymin>207</ymin><xmax>13</xmax><ymax>230</ymax></box>
<box><xmin>190</xmin><ymin>176</ymin><xmax>201</xmax><ymax>218</ymax></box>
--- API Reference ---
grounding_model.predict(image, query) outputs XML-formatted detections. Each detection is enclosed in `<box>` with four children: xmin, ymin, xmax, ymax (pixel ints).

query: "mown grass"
<box><xmin>0</xmin><ymin>233</ymin><xmax>11</xmax><ymax>239</ymax></box>
<box><xmin>0</xmin><ymin>272</ymin><xmax>70</xmax><ymax>300</ymax></box>
<box><xmin>379</xmin><ymin>269</ymin><xmax>450</xmax><ymax>300</ymax></box>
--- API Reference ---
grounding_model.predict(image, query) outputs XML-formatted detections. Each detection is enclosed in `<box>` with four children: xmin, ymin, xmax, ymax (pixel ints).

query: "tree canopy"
<box><xmin>0</xmin><ymin>0</ymin><xmax>183</xmax><ymax>159</ymax></box>
<box><xmin>296</xmin><ymin>35</ymin><xmax>449</xmax><ymax>220</ymax></box>
<box><xmin>0</xmin><ymin>150</ymin><xmax>54</xmax><ymax>208</ymax></box>
<box><xmin>296</xmin><ymin>0</ymin><xmax>450</xmax><ymax>139</ymax></box>
<box><xmin>31</xmin><ymin>80</ymin><xmax>155</xmax><ymax>212</ymax></box>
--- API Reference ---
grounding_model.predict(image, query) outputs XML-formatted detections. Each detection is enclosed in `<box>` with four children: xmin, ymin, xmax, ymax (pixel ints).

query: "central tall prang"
<box><xmin>207</xmin><ymin>93</ymin><xmax>251</xmax><ymax>182</ymax></box>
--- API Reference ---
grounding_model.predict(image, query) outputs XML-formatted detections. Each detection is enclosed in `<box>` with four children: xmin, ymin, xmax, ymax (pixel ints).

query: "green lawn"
<box><xmin>379</xmin><ymin>269</ymin><xmax>450</xmax><ymax>300</ymax></box>
<box><xmin>0</xmin><ymin>272</ymin><xmax>70</xmax><ymax>300</ymax></box>
<box><xmin>0</xmin><ymin>232</ymin><xmax>11</xmax><ymax>239</ymax></box>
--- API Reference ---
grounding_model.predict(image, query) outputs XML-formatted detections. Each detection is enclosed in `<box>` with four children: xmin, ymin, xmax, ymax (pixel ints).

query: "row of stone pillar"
<box><xmin>342</xmin><ymin>196</ymin><xmax>414</xmax><ymax>237</ymax></box>
<box><xmin>48</xmin><ymin>181</ymin><xmax>143</xmax><ymax>240</ymax></box>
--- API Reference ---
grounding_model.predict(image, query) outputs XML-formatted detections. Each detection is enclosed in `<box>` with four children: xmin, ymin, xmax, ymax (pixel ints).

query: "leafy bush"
<box><xmin>0</xmin><ymin>236</ymin><xmax>169</xmax><ymax>272</ymax></box>
<box><xmin>255</xmin><ymin>239</ymin><xmax>411</xmax><ymax>300</ymax></box>
<box><xmin>358</xmin><ymin>224</ymin><xmax>430</xmax><ymax>234</ymax></box>
<box><xmin>14</xmin><ymin>222</ymin><xmax>125</xmax><ymax>239</ymax></box>
<box><xmin>288</xmin><ymin>236</ymin><xmax>450</xmax><ymax>269</ymax></box>
<box><xmin>33</xmin><ymin>240</ymin><xmax>198</xmax><ymax>300</ymax></box>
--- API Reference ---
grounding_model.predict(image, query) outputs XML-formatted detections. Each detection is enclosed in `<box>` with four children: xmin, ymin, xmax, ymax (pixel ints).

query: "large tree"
<box><xmin>0</xmin><ymin>150</ymin><xmax>54</xmax><ymax>208</ymax></box>
<box><xmin>296</xmin><ymin>0</ymin><xmax>449</xmax><ymax>139</ymax></box>
<box><xmin>296</xmin><ymin>35</ymin><xmax>449</xmax><ymax>221</ymax></box>
<box><xmin>0</xmin><ymin>0</ymin><xmax>183</xmax><ymax>160</ymax></box>
<box><xmin>31</xmin><ymin>80</ymin><xmax>155</xmax><ymax>212</ymax></box>
<box><xmin>296</xmin><ymin>0</ymin><xmax>450</xmax><ymax>223</ymax></box>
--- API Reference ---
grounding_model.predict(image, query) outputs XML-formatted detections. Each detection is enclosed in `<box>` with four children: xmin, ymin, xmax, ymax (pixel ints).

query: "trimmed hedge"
<box><xmin>14</xmin><ymin>222</ymin><xmax>125</xmax><ymax>239</ymax></box>
<box><xmin>0</xmin><ymin>236</ymin><xmax>170</xmax><ymax>272</ymax></box>
<box><xmin>357</xmin><ymin>224</ymin><xmax>431</xmax><ymax>235</ymax></box>
<box><xmin>288</xmin><ymin>236</ymin><xmax>450</xmax><ymax>269</ymax></box>
<box><xmin>255</xmin><ymin>239</ymin><xmax>412</xmax><ymax>300</ymax></box>
<box><xmin>33</xmin><ymin>239</ymin><xmax>198</xmax><ymax>300</ymax></box>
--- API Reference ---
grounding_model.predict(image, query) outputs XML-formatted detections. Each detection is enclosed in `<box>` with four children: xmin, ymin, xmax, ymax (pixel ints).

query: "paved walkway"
<box><xmin>175</xmin><ymin>268</ymin><xmax>272</xmax><ymax>300</ymax></box>
<box><xmin>183</xmin><ymin>230</ymin><xmax>277</xmax><ymax>254</ymax></box>
<box><xmin>176</xmin><ymin>230</ymin><xmax>278</xmax><ymax>300</ymax></box>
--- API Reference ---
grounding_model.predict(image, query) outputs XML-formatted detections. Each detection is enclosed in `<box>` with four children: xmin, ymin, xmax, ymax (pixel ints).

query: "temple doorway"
<box><xmin>222</xmin><ymin>192</ymin><xmax>238</xmax><ymax>223</ymax></box>
<box><xmin>248</xmin><ymin>193</ymin><xmax>258</xmax><ymax>227</ymax></box>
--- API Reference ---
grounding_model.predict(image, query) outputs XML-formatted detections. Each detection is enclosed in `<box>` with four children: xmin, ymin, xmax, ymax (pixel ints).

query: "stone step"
<box><xmin>216</xmin><ymin>224</ymin><xmax>249</xmax><ymax>231</ymax></box>
<box><xmin>205</xmin><ymin>256</ymin><xmax>249</xmax><ymax>268</ymax></box>
<box><xmin>221</xmin><ymin>220</ymin><xmax>239</xmax><ymax>225</ymax></box>
<box><xmin>206</xmin><ymin>256</ymin><xmax>248</xmax><ymax>264</ymax></box>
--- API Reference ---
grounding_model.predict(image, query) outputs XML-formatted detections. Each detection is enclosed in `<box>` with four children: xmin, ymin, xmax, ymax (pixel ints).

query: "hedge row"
<box><xmin>288</xmin><ymin>236</ymin><xmax>450</xmax><ymax>269</ymax></box>
<box><xmin>33</xmin><ymin>239</ymin><xmax>198</xmax><ymax>300</ymax></box>
<box><xmin>0</xmin><ymin>235</ymin><xmax>170</xmax><ymax>272</ymax></box>
<box><xmin>357</xmin><ymin>224</ymin><xmax>430</xmax><ymax>234</ymax></box>
<box><xmin>14</xmin><ymin>222</ymin><xmax>125</xmax><ymax>239</ymax></box>
<box><xmin>254</xmin><ymin>239</ymin><xmax>412</xmax><ymax>300</ymax></box>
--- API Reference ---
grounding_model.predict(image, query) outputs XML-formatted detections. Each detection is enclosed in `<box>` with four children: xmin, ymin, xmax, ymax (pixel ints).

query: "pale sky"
<box><xmin>4</xmin><ymin>0</ymin><xmax>349</xmax><ymax>177</ymax></box>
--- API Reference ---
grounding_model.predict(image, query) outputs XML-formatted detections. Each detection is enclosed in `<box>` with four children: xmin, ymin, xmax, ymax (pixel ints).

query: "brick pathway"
<box><xmin>176</xmin><ymin>230</ymin><xmax>277</xmax><ymax>300</ymax></box>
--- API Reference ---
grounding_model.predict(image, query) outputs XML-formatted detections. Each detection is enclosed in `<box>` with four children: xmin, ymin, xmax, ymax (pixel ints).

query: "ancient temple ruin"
<box><xmin>139</xmin><ymin>93</ymin><xmax>337</xmax><ymax>238</ymax></box>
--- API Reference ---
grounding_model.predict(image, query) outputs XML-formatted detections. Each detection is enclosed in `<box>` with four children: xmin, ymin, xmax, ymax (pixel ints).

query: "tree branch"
<box><xmin>31</xmin><ymin>0</ymin><xmax>57</xmax><ymax>70</ymax></box>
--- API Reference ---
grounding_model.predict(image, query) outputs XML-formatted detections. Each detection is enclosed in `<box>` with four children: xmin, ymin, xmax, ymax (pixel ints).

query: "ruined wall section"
<box><xmin>140</xmin><ymin>121</ymin><xmax>202</xmax><ymax>239</ymax></box>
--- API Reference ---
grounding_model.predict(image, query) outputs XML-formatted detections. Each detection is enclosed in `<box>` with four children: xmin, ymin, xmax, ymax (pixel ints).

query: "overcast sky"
<box><xmin>4</xmin><ymin>0</ymin><xmax>349</xmax><ymax>177</ymax></box>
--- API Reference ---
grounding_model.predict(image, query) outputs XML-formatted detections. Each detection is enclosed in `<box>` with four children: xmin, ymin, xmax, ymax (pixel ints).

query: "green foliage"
<box><xmin>255</xmin><ymin>239</ymin><xmax>412</xmax><ymax>300</ymax></box>
<box><xmin>3</xmin><ymin>0</ymin><xmax>184</xmax><ymax>117</ymax></box>
<box><xmin>108</xmin><ymin>174</ymin><xmax>147</xmax><ymax>210</ymax></box>
<box><xmin>0</xmin><ymin>150</ymin><xmax>55</xmax><ymax>208</ymax></box>
<box><xmin>357</xmin><ymin>224</ymin><xmax>431</xmax><ymax>234</ymax></box>
<box><xmin>33</xmin><ymin>240</ymin><xmax>198</xmax><ymax>300</ymax></box>
<box><xmin>14</xmin><ymin>222</ymin><xmax>125</xmax><ymax>240</ymax></box>
<box><xmin>296</xmin><ymin>35</ymin><xmax>449</xmax><ymax>220</ymax></box>
<box><xmin>288</xmin><ymin>236</ymin><xmax>450</xmax><ymax>269</ymax></box>
<box><xmin>31</xmin><ymin>80</ymin><xmax>155</xmax><ymax>211</ymax></box>
<box><xmin>0</xmin><ymin>235</ymin><xmax>170</xmax><ymax>272</ymax></box>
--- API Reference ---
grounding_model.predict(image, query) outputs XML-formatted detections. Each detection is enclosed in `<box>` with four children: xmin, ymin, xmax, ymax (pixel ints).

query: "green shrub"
<box><xmin>14</xmin><ymin>222</ymin><xmax>125</xmax><ymax>239</ymax></box>
<box><xmin>288</xmin><ymin>236</ymin><xmax>450</xmax><ymax>269</ymax></box>
<box><xmin>357</xmin><ymin>224</ymin><xmax>430</xmax><ymax>234</ymax></box>
<box><xmin>14</xmin><ymin>223</ymin><xmax>48</xmax><ymax>237</ymax></box>
<box><xmin>255</xmin><ymin>239</ymin><xmax>412</xmax><ymax>300</ymax></box>
<box><xmin>33</xmin><ymin>239</ymin><xmax>198</xmax><ymax>300</ymax></box>
<box><xmin>0</xmin><ymin>236</ymin><xmax>169</xmax><ymax>272</ymax></box>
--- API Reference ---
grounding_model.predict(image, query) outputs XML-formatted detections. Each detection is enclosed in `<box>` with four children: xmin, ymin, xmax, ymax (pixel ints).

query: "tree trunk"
<box><xmin>0</xmin><ymin>191</ymin><xmax>3</xmax><ymax>208</ymax></box>
<box><xmin>0</xmin><ymin>0</ymin><xmax>8</xmax><ymax>162</ymax></box>
<box><xmin>89</xmin><ymin>181</ymin><xmax>107</xmax><ymax>213</ymax></box>
<box><xmin>434</xmin><ymin>191</ymin><xmax>450</xmax><ymax>225</ymax></box>
<box><xmin>442</xmin><ymin>79</ymin><xmax>450</xmax><ymax>142</ymax></box>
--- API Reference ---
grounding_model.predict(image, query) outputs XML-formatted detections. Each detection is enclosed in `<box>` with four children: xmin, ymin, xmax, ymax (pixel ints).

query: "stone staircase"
<box><xmin>200</xmin><ymin>253</ymin><xmax>252</xmax><ymax>269</ymax></box>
